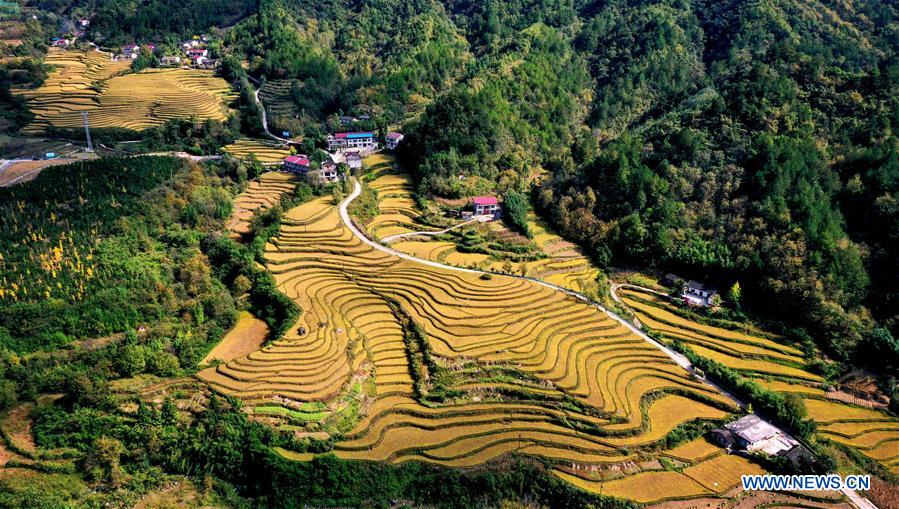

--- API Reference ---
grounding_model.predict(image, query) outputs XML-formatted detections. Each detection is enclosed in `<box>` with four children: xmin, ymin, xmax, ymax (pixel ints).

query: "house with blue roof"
<box><xmin>328</xmin><ymin>132</ymin><xmax>376</xmax><ymax>152</ymax></box>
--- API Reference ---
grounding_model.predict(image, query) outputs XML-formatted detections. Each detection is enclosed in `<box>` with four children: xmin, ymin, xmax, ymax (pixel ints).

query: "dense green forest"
<box><xmin>0</xmin><ymin>157</ymin><xmax>238</xmax><ymax>354</ymax></box>
<box><xmin>390</xmin><ymin>0</ymin><xmax>898</xmax><ymax>378</ymax></box>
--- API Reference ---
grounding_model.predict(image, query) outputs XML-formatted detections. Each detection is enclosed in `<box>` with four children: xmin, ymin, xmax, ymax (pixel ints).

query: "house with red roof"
<box><xmin>385</xmin><ymin>132</ymin><xmax>404</xmax><ymax>150</ymax></box>
<box><xmin>472</xmin><ymin>196</ymin><xmax>500</xmax><ymax>218</ymax></box>
<box><xmin>282</xmin><ymin>155</ymin><xmax>310</xmax><ymax>174</ymax></box>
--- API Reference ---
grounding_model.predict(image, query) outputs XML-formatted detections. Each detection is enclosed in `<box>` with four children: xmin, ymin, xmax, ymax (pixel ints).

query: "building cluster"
<box><xmin>327</xmin><ymin>132</ymin><xmax>377</xmax><ymax>153</ymax></box>
<box><xmin>115</xmin><ymin>43</ymin><xmax>156</xmax><ymax>60</ymax></box>
<box><xmin>710</xmin><ymin>414</ymin><xmax>812</xmax><ymax>466</ymax></box>
<box><xmin>51</xmin><ymin>19</ymin><xmax>89</xmax><ymax>47</ymax></box>
<box><xmin>281</xmin><ymin>155</ymin><xmax>341</xmax><ymax>185</ymax></box>
<box><xmin>275</xmin><ymin>130</ymin><xmax>405</xmax><ymax>184</ymax></box>
<box><xmin>113</xmin><ymin>35</ymin><xmax>216</xmax><ymax>68</ymax></box>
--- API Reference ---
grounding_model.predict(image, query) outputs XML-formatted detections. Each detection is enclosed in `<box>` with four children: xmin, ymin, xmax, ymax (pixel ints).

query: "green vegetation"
<box><xmin>670</xmin><ymin>339</ymin><xmax>816</xmax><ymax>440</ymax></box>
<box><xmin>502</xmin><ymin>190</ymin><xmax>531</xmax><ymax>238</ymax></box>
<box><xmin>90</xmin><ymin>0</ymin><xmax>257</xmax><ymax>43</ymax></box>
<box><xmin>0</xmin><ymin>156</ymin><xmax>237</xmax><ymax>353</ymax></box>
<box><xmin>0</xmin><ymin>0</ymin><xmax>897</xmax><ymax>505</ymax></box>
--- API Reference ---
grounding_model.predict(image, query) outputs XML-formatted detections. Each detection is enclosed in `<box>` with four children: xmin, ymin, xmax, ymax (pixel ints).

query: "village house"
<box><xmin>308</xmin><ymin>162</ymin><xmax>340</xmax><ymax>185</ymax></box>
<box><xmin>160</xmin><ymin>55</ymin><xmax>182</xmax><ymax>66</ymax></box>
<box><xmin>282</xmin><ymin>155</ymin><xmax>311</xmax><ymax>174</ymax></box>
<box><xmin>78</xmin><ymin>18</ymin><xmax>89</xmax><ymax>28</ymax></box>
<box><xmin>709</xmin><ymin>414</ymin><xmax>812</xmax><ymax>465</ymax></box>
<box><xmin>472</xmin><ymin>196</ymin><xmax>501</xmax><ymax>218</ymax></box>
<box><xmin>122</xmin><ymin>44</ymin><xmax>140</xmax><ymax>58</ymax></box>
<box><xmin>327</xmin><ymin>132</ymin><xmax>376</xmax><ymax>152</ymax></box>
<box><xmin>682</xmin><ymin>280</ymin><xmax>718</xmax><ymax>307</ymax></box>
<box><xmin>187</xmin><ymin>48</ymin><xmax>208</xmax><ymax>59</ymax></box>
<box><xmin>345</xmin><ymin>152</ymin><xmax>363</xmax><ymax>171</ymax></box>
<box><xmin>181</xmin><ymin>40</ymin><xmax>200</xmax><ymax>50</ymax></box>
<box><xmin>51</xmin><ymin>37</ymin><xmax>70</xmax><ymax>48</ymax></box>
<box><xmin>385</xmin><ymin>132</ymin><xmax>404</xmax><ymax>150</ymax></box>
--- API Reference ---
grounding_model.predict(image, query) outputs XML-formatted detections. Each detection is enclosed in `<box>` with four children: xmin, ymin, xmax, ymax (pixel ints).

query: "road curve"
<box><xmin>340</xmin><ymin>180</ymin><xmax>693</xmax><ymax>374</ymax></box>
<box><xmin>339</xmin><ymin>179</ymin><xmax>877</xmax><ymax>509</ymax></box>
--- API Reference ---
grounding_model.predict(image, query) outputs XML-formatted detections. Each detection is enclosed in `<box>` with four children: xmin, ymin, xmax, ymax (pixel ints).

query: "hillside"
<box><xmin>0</xmin><ymin>0</ymin><xmax>896</xmax><ymax>507</ymax></box>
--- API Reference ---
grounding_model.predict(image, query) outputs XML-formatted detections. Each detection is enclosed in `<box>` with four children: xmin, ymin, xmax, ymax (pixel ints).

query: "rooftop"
<box><xmin>472</xmin><ymin>196</ymin><xmax>498</xmax><ymax>206</ymax></box>
<box><xmin>686</xmin><ymin>280</ymin><xmax>716</xmax><ymax>293</ymax></box>
<box><xmin>386</xmin><ymin>132</ymin><xmax>404</xmax><ymax>139</ymax></box>
<box><xmin>334</xmin><ymin>132</ymin><xmax>374</xmax><ymax>139</ymax></box>
<box><xmin>725</xmin><ymin>414</ymin><xmax>781</xmax><ymax>444</ymax></box>
<box><xmin>283</xmin><ymin>155</ymin><xmax>310</xmax><ymax>166</ymax></box>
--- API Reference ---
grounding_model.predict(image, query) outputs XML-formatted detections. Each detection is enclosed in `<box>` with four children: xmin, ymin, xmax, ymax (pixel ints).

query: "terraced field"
<box><xmin>618</xmin><ymin>286</ymin><xmax>899</xmax><ymax>476</ymax></box>
<box><xmin>194</xmin><ymin>190</ymin><xmax>785</xmax><ymax>504</ymax></box>
<box><xmin>258</xmin><ymin>79</ymin><xmax>297</xmax><ymax>120</ymax></box>
<box><xmin>223</xmin><ymin>139</ymin><xmax>291</xmax><ymax>164</ymax></box>
<box><xmin>364</xmin><ymin>168</ymin><xmax>602</xmax><ymax>294</ymax></box>
<box><xmin>228</xmin><ymin>172</ymin><xmax>298</xmax><ymax>238</ymax></box>
<box><xmin>15</xmin><ymin>49</ymin><xmax>236</xmax><ymax>132</ymax></box>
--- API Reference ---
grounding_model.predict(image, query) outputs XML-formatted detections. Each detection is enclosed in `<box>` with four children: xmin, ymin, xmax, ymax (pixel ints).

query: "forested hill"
<box><xmin>398</xmin><ymin>0</ymin><xmax>897</xmax><ymax>374</ymax></box>
<box><xmin>45</xmin><ymin>0</ymin><xmax>899</xmax><ymax>370</ymax></box>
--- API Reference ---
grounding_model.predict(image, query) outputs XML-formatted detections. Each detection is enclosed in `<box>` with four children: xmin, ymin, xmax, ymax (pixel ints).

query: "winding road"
<box><xmin>338</xmin><ymin>179</ymin><xmax>878</xmax><ymax>509</ymax></box>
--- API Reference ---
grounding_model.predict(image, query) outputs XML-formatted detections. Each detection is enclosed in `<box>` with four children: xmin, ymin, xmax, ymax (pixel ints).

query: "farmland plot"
<box><xmin>15</xmin><ymin>49</ymin><xmax>235</xmax><ymax>132</ymax></box>
<box><xmin>618</xmin><ymin>286</ymin><xmax>899</xmax><ymax>475</ymax></box>
<box><xmin>223</xmin><ymin>139</ymin><xmax>291</xmax><ymax>164</ymax></box>
<box><xmin>365</xmin><ymin>167</ymin><xmax>604</xmax><ymax>293</ymax></box>
<box><xmin>196</xmin><ymin>192</ymin><xmax>748</xmax><ymax>503</ymax></box>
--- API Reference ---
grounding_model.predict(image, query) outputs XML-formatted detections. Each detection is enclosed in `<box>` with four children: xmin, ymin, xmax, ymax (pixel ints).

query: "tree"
<box><xmin>84</xmin><ymin>437</ymin><xmax>126</xmax><ymax>486</ymax></box>
<box><xmin>728</xmin><ymin>282</ymin><xmax>742</xmax><ymax>309</ymax></box>
<box><xmin>503</xmin><ymin>191</ymin><xmax>531</xmax><ymax>238</ymax></box>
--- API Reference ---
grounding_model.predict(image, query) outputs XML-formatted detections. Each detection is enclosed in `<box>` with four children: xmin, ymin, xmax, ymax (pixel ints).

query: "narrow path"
<box><xmin>380</xmin><ymin>218</ymin><xmax>482</xmax><ymax>244</ymax></box>
<box><xmin>253</xmin><ymin>87</ymin><xmax>290</xmax><ymax>143</ymax></box>
<box><xmin>339</xmin><ymin>179</ymin><xmax>877</xmax><ymax>509</ymax></box>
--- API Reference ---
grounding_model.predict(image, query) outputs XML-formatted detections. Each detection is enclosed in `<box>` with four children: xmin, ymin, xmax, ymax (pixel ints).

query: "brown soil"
<box><xmin>201</xmin><ymin>311</ymin><xmax>269</xmax><ymax>364</ymax></box>
<box><xmin>1</xmin><ymin>404</ymin><xmax>37</xmax><ymax>454</ymax></box>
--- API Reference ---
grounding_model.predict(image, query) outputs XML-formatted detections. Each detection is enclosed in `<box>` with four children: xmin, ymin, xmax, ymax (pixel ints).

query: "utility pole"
<box><xmin>82</xmin><ymin>112</ymin><xmax>93</xmax><ymax>153</ymax></box>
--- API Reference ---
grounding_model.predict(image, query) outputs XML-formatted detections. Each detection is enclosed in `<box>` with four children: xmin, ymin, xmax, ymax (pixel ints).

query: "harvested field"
<box><xmin>682</xmin><ymin>453</ymin><xmax>765</xmax><ymax>493</ymax></box>
<box><xmin>15</xmin><ymin>49</ymin><xmax>235</xmax><ymax>133</ymax></box>
<box><xmin>228</xmin><ymin>172</ymin><xmax>297</xmax><ymax>237</ymax></box>
<box><xmin>223</xmin><ymin>139</ymin><xmax>291</xmax><ymax>164</ymax></box>
<box><xmin>202</xmin><ymin>311</ymin><xmax>270</xmax><ymax>364</ymax></box>
<box><xmin>556</xmin><ymin>470</ymin><xmax>711</xmax><ymax>504</ymax></box>
<box><xmin>198</xmin><ymin>190</ymin><xmax>741</xmax><ymax>490</ymax></box>
<box><xmin>663</xmin><ymin>437</ymin><xmax>722</xmax><ymax>462</ymax></box>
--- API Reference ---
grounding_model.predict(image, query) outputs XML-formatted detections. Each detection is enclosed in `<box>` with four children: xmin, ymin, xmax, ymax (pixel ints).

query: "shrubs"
<box><xmin>502</xmin><ymin>190</ymin><xmax>531</xmax><ymax>238</ymax></box>
<box><xmin>671</xmin><ymin>340</ymin><xmax>816</xmax><ymax>439</ymax></box>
